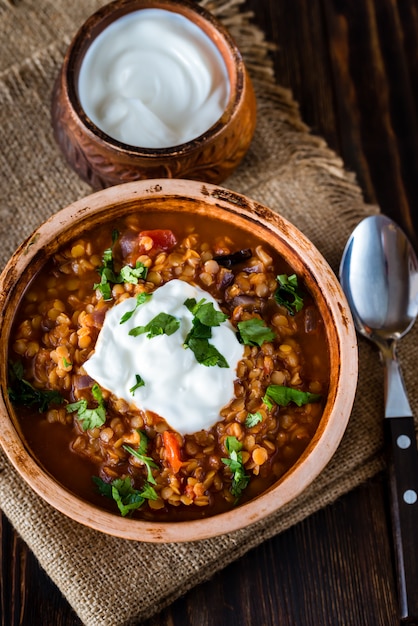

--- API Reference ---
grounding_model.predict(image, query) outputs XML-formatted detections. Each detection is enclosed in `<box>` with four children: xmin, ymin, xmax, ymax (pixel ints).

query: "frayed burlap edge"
<box><xmin>1</xmin><ymin>1</ymin><xmax>414</xmax><ymax>625</ymax></box>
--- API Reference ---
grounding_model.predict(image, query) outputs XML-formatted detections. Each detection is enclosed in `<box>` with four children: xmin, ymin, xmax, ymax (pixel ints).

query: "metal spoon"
<box><xmin>340</xmin><ymin>214</ymin><xmax>418</xmax><ymax>622</ymax></box>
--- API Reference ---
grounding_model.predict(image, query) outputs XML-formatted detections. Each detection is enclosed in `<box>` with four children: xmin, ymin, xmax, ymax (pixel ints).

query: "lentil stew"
<box><xmin>7</xmin><ymin>209</ymin><xmax>330</xmax><ymax>522</ymax></box>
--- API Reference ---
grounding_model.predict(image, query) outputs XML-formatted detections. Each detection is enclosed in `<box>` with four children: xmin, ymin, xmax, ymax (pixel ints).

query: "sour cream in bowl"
<box><xmin>78</xmin><ymin>9</ymin><xmax>230</xmax><ymax>149</ymax></box>
<box><xmin>51</xmin><ymin>0</ymin><xmax>257</xmax><ymax>188</ymax></box>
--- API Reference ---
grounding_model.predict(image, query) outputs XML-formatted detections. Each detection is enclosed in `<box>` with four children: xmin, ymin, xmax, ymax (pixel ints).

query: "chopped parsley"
<box><xmin>129</xmin><ymin>312</ymin><xmax>180</xmax><ymax>339</ymax></box>
<box><xmin>92</xmin><ymin>475</ymin><xmax>158</xmax><ymax>517</ymax></box>
<box><xmin>263</xmin><ymin>385</ymin><xmax>321</xmax><ymax>408</ymax></box>
<box><xmin>275</xmin><ymin>274</ymin><xmax>304</xmax><ymax>315</ymax></box>
<box><xmin>245</xmin><ymin>411</ymin><xmax>263</xmax><ymax>428</ymax></box>
<box><xmin>129</xmin><ymin>374</ymin><xmax>145</xmax><ymax>395</ymax></box>
<box><xmin>184</xmin><ymin>298</ymin><xmax>228</xmax><ymax>327</ymax></box>
<box><xmin>8</xmin><ymin>361</ymin><xmax>64</xmax><ymax>413</ymax></box>
<box><xmin>237</xmin><ymin>318</ymin><xmax>275</xmax><ymax>346</ymax></box>
<box><xmin>184</xmin><ymin>336</ymin><xmax>229</xmax><ymax>367</ymax></box>
<box><xmin>183</xmin><ymin>298</ymin><xmax>229</xmax><ymax>368</ymax></box>
<box><xmin>120</xmin><ymin>292</ymin><xmax>152</xmax><ymax>324</ymax></box>
<box><xmin>94</xmin><ymin>231</ymin><xmax>148</xmax><ymax>300</ymax></box>
<box><xmin>119</xmin><ymin>262</ymin><xmax>148</xmax><ymax>285</ymax></box>
<box><xmin>66</xmin><ymin>383</ymin><xmax>106</xmax><ymax>430</ymax></box>
<box><xmin>124</xmin><ymin>431</ymin><xmax>158</xmax><ymax>484</ymax></box>
<box><xmin>93</xmin><ymin>230</ymin><xmax>120</xmax><ymax>300</ymax></box>
<box><xmin>221</xmin><ymin>436</ymin><xmax>250</xmax><ymax>501</ymax></box>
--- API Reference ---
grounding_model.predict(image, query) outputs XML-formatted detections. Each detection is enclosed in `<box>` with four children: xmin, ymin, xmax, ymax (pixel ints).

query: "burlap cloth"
<box><xmin>0</xmin><ymin>0</ymin><xmax>417</xmax><ymax>624</ymax></box>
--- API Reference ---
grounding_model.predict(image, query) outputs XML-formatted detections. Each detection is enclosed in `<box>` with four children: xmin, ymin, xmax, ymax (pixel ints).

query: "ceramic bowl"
<box><xmin>0</xmin><ymin>180</ymin><xmax>357</xmax><ymax>542</ymax></box>
<box><xmin>51</xmin><ymin>0</ymin><xmax>256</xmax><ymax>189</ymax></box>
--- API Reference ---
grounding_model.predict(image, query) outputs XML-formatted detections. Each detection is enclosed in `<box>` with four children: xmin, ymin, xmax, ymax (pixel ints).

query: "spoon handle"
<box><xmin>385</xmin><ymin>416</ymin><xmax>418</xmax><ymax>622</ymax></box>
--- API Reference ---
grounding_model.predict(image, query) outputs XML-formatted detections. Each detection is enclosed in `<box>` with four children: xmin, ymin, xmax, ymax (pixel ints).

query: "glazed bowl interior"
<box><xmin>0</xmin><ymin>179</ymin><xmax>357</xmax><ymax>542</ymax></box>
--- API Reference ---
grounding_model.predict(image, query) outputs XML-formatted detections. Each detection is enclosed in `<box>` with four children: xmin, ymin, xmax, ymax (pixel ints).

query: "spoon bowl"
<box><xmin>340</xmin><ymin>214</ymin><xmax>418</xmax><ymax>344</ymax></box>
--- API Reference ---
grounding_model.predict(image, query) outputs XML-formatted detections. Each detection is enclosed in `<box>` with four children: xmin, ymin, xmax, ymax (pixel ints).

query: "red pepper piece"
<box><xmin>162</xmin><ymin>430</ymin><xmax>183</xmax><ymax>474</ymax></box>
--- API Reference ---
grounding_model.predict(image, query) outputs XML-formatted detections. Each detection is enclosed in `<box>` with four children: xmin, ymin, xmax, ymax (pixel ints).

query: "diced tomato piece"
<box><xmin>162</xmin><ymin>430</ymin><xmax>183</xmax><ymax>474</ymax></box>
<box><xmin>137</xmin><ymin>229</ymin><xmax>177</xmax><ymax>257</ymax></box>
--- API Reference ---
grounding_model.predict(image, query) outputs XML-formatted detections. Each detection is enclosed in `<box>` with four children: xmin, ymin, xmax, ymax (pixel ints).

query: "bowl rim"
<box><xmin>64</xmin><ymin>0</ymin><xmax>245</xmax><ymax>156</ymax></box>
<box><xmin>0</xmin><ymin>179</ymin><xmax>358</xmax><ymax>542</ymax></box>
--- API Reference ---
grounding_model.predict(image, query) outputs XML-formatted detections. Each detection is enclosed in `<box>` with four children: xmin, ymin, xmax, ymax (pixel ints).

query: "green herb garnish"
<box><xmin>263</xmin><ymin>395</ymin><xmax>273</xmax><ymax>410</ymax></box>
<box><xmin>237</xmin><ymin>318</ymin><xmax>275</xmax><ymax>346</ymax></box>
<box><xmin>66</xmin><ymin>383</ymin><xmax>106</xmax><ymax>430</ymax></box>
<box><xmin>183</xmin><ymin>298</ymin><xmax>229</xmax><ymax>368</ymax></box>
<box><xmin>93</xmin><ymin>231</ymin><xmax>120</xmax><ymax>300</ymax></box>
<box><xmin>184</xmin><ymin>336</ymin><xmax>229</xmax><ymax>368</ymax></box>
<box><xmin>275</xmin><ymin>274</ymin><xmax>304</xmax><ymax>315</ymax></box>
<box><xmin>263</xmin><ymin>385</ymin><xmax>321</xmax><ymax>407</ymax></box>
<box><xmin>245</xmin><ymin>411</ymin><xmax>264</xmax><ymax>428</ymax></box>
<box><xmin>221</xmin><ymin>436</ymin><xmax>250</xmax><ymax>501</ymax></box>
<box><xmin>120</xmin><ymin>292</ymin><xmax>152</xmax><ymax>324</ymax></box>
<box><xmin>184</xmin><ymin>298</ymin><xmax>228</xmax><ymax>327</ymax></box>
<box><xmin>8</xmin><ymin>361</ymin><xmax>64</xmax><ymax>413</ymax></box>
<box><xmin>129</xmin><ymin>374</ymin><xmax>145</xmax><ymax>395</ymax></box>
<box><xmin>119</xmin><ymin>262</ymin><xmax>148</xmax><ymax>285</ymax></box>
<box><xmin>124</xmin><ymin>431</ymin><xmax>158</xmax><ymax>484</ymax></box>
<box><xmin>92</xmin><ymin>475</ymin><xmax>158</xmax><ymax>517</ymax></box>
<box><xmin>129</xmin><ymin>312</ymin><xmax>180</xmax><ymax>339</ymax></box>
<box><xmin>94</xmin><ymin>231</ymin><xmax>148</xmax><ymax>300</ymax></box>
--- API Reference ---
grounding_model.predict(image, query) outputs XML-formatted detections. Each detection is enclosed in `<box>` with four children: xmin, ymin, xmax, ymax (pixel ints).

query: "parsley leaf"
<box><xmin>263</xmin><ymin>395</ymin><xmax>273</xmax><ymax>410</ymax></box>
<box><xmin>187</xmin><ymin>318</ymin><xmax>212</xmax><ymax>340</ymax></box>
<box><xmin>92</xmin><ymin>475</ymin><xmax>158</xmax><ymax>517</ymax></box>
<box><xmin>183</xmin><ymin>298</ymin><xmax>229</xmax><ymax>368</ymax></box>
<box><xmin>120</xmin><ymin>292</ymin><xmax>152</xmax><ymax>324</ymax></box>
<box><xmin>8</xmin><ymin>361</ymin><xmax>64</xmax><ymax>413</ymax></box>
<box><xmin>184</xmin><ymin>298</ymin><xmax>228</xmax><ymax>326</ymax></box>
<box><xmin>129</xmin><ymin>312</ymin><xmax>180</xmax><ymax>338</ymax></box>
<box><xmin>221</xmin><ymin>436</ymin><xmax>250</xmax><ymax>501</ymax></box>
<box><xmin>129</xmin><ymin>374</ymin><xmax>145</xmax><ymax>395</ymax></box>
<box><xmin>184</xmin><ymin>336</ymin><xmax>229</xmax><ymax>367</ymax></box>
<box><xmin>119</xmin><ymin>262</ymin><xmax>148</xmax><ymax>284</ymax></box>
<box><xmin>93</xmin><ymin>475</ymin><xmax>113</xmax><ymax>499</ymax></box>
<box><xmin>123</xmin><ymin>431</ymin><xmax>158</xmax><ymax>484</ymax></box>
<box><xmin>94</xmin><ymin>231</ymin><xmax>148</xmax><ymax>300</ymax></box>
<box><xmin>275</xmin><ymin>274</ymin><xmax>304</xmax><ymax>315</ymax></box>
<box><xmin>93</xmin><ymin>232</ymin><xmax>120</xmax><ymax>300</ymax></box>
<box><xmin>66</xmin><ymin>383</ymin><xmax>106</xmax><ymax>430</ymax></box>
<box><xmin>264</xmin><ymin>385</ymin><xmax>321</xmax><ymax>407</ymax></box>
<box><xmin>237</xmin><ymin>318</ymin><xmax>275</xmax><ymax>346</ymax></box>
<box><xmin>245</xmin><ymin>411</ymin><xmax>263</xmax><ymax>427</ymax></box>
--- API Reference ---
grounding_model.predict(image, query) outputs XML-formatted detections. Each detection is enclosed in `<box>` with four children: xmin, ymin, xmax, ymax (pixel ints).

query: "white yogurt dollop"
<box><xmin>84</xmin><ymin>280</ymin><xmax>244</xmax><ymax>435</ymax></box>
<box><xmin>78</xmin><ymin>9</ymin><xmax>230</xmax><ymax>148</ymax></box>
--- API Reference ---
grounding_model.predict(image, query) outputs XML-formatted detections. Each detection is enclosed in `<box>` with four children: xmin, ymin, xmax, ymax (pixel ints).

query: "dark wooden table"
<box><xmin>1</xmin><ymin>1</ymin><xmax>418</xmax><ymax>624</ymax></box>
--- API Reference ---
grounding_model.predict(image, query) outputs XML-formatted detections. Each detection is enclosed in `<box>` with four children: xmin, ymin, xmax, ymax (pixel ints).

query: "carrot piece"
<box><xmin>162</xmin><ymin>431</ymin><xmax>183</xmax><ymax>474</ymax></box>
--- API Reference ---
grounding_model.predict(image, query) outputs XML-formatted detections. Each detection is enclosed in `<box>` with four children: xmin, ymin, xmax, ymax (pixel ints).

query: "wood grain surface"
<box><xmin>2</xmin><ymin>0</ymin><xmax>418</xmax><ymax>624</ymax></box>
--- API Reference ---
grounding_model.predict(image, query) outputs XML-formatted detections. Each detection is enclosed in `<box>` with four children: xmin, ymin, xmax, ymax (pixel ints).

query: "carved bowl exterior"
<box><xmin>0</xmin><ymin>180</ymin><xmax>358</xmax><ymax>542</ymax></box>
<box><xmin>51</xmin><ymin>0</ymin><xmax>257</xmax><ymax>190</ymax></box>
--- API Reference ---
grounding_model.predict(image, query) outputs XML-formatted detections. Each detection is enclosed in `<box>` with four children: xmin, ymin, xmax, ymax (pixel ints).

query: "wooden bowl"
<box><xmin>0</xmin><ymin>180</ymin><xmax>357</xmax><ymax>542</ymax></box>
<box><xmin>51</xmin><ymin>0</ymin><xmax>256</xmax><ymax>189</ymax></box>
